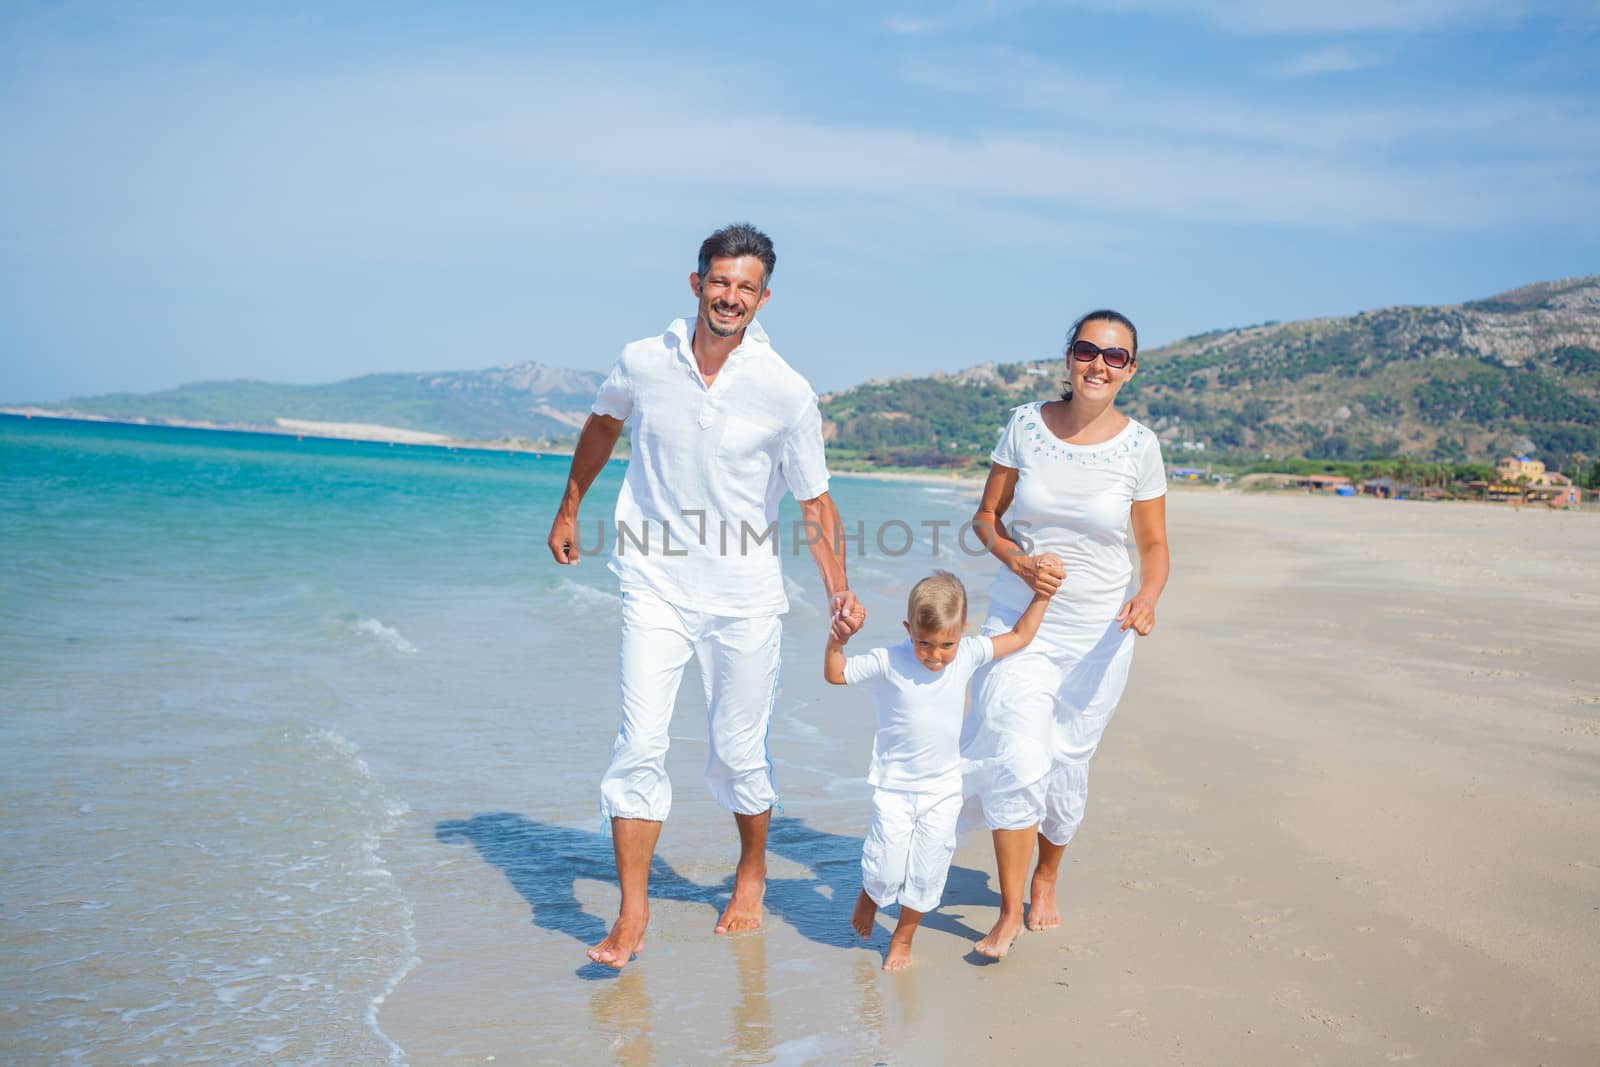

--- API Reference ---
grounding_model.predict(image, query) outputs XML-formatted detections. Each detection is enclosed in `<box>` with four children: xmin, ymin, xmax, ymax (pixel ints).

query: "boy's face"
<box><xmin>904</xmin><ymin>621</ymin><xmax>963</xmax><ymax>672</ymax></box>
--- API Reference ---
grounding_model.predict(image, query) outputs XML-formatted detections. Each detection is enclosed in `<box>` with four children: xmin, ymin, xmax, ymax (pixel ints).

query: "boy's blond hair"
<box><xmin>907</xmin><ymin>570</ymin><xmax>967</xmax><ymax>634</ymax></box>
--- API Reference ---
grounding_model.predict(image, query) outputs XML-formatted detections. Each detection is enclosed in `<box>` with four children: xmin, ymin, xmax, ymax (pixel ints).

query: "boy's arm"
<box><xmin>988</xmin><ymin>581</ymin><xmax>1056</xmax><ymax>660</ymax></box>
<box><xmin>824</xmin><ymin>636</ymin><xmax>849</xmax><ymax>686</ymax></box>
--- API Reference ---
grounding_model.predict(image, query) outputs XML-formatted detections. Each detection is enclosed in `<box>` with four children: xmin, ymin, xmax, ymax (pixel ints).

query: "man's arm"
<box><xmin>546</xmin><ymin>413</ymin><xmax>625</xmax><ymax>564</ymax></box>
<box><xmin>797</xmin><ymin>492</ymin><xmax>865</xmax><ymax>641</ymax></box>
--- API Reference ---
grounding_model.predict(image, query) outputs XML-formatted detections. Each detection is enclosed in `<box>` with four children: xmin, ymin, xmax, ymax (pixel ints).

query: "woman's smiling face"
<box><xmin>1067</xmin><ymin>317</ymin><xmax>1138</xmax><ymax>402</ymax></box>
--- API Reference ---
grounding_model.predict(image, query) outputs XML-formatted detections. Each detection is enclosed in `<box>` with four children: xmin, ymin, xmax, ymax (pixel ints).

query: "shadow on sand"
<box><xmin>436</xmin><ymin>812</ymin><xmax>1001</xmax><ymax>972</ymax></box>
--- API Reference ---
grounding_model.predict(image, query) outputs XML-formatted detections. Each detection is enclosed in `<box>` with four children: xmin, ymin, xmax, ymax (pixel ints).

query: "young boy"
<box><xmin>824</xmin><ymin>566</ymin><xmax>1057</xmax><ymax>970</ymax></box>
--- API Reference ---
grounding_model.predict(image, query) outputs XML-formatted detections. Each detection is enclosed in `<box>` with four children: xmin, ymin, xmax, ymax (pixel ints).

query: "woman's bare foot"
<box><xmin>589</xmin><ymin>910</ymin><xmax>648</xmax><ymax>969</ymax></box>
<box><xmin>1026</xmin><ymin>870</ymin><xmax>1061</xmax><ymax>931</ymax></box>
<box><xmin>974</xmin><ymin>910</ymin><xmax>1024</xmax><ymax>958</ymax></box>
<box><xmin>715</xmin><ymin>860</ymin><xmax>766</xmax><ymax>934</ymax></box>
<box><xmin>851</xmin><ymin>890</ymin><xmax>878</xmax><ymax>939</ymax></box>
<box><xmin>884</xmin><ymin>934</ymin><xmax>914</xmax><ymax>971</ymax></box>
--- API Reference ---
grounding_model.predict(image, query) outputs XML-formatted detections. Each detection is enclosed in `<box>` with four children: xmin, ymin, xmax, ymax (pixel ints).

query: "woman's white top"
<box><xmin>986</xmin><ymin>401</ymin><xmax>1166</xmax><ymax>627</ymax></box>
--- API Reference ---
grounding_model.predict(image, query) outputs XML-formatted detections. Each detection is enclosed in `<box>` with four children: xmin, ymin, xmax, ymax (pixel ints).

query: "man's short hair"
<box><xmin>907</xmin><ymin>570</ymin><xmax>967</xmax><ymax>633</ymax></box>
<box><xmin>698</xmin><ymin>223</ymin><xmax>776</xmax><ymax>289</ymax></box>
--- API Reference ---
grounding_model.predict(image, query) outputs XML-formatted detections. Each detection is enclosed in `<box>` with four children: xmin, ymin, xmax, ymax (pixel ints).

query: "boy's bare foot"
<box><xmin>974</xmin><ymin>910</ymin><xmax>1024</xmax><ymax>958</ymax></box>
<box><xmin>589</xmin><ymin>910</ymin><xmax>648</xmax><ymax>969</ymax></box>
<box><xmin>851</xmin><ymin>889</ymin><xmax>878</xmax><ymax>939</ymax></box>
<box><xmin>1026</xmin><ymin>870</ymin><xmax>1061</xmax><ymax>931</ymax></box>
<box><xmin>884</xmin><ymin>935</ymin><xmax>914</xmax><ymax>971</ymax></box>
<box><xmin>715</xmin><ymin>860</ymin><xmax>766</xmax><ymax>934</ymax></box>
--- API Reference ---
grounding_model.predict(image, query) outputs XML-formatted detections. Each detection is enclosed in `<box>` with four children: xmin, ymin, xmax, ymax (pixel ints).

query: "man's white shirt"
<box><xmin>591</xmin><ymin>315</ymin><xmax>830</xmax><ymax>617</ymax></box>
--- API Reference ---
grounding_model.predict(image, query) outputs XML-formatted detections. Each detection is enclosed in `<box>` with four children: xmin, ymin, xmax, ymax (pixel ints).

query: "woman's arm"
<box><xmin>972</xmin><ymin>463</ymin><xmax>1062</xmax><ymax>596</ymax></box>
<box><xmin>1116</xmin><ymin>496</ymin><xmax>1169</xmax><ymax>635</ymax></box>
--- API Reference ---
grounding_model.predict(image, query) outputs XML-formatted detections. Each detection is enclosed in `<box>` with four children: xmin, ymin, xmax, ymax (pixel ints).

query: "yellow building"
<box><xmin>1497</xmin><ymin>455</ymin><xmax>1549</xmax><ymax>483</ymax></box>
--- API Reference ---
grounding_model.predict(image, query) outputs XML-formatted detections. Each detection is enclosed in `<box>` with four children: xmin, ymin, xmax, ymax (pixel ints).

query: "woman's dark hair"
<box><xmin>698</xmin><ymin>222</ymin><xmax>776</xmax><ymax>289</ymax></box>
<box><xmin>1061</xmin><ymin>308</ymin><xmax>1138</xmax><ymax>401</ymax></box>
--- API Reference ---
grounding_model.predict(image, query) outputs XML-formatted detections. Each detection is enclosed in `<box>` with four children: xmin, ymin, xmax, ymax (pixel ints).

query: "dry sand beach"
<box><xmin>378</xmin><ymin>491</ymin><xmax>1599</xmax><ymax>1065</ymax></box>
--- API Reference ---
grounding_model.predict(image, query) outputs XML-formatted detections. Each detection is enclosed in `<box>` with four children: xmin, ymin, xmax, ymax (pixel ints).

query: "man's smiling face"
<box><xmin>691</xmin><ymin>255</ymin><xmax>770</xmax><ymax>338</ymax></box>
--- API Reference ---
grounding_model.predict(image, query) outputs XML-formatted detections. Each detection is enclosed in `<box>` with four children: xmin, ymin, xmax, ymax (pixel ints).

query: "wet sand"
<box><xmin>381</xmin><ymin>492</ymin><xmax>1600</xmax><ymax>1065</ymax></box>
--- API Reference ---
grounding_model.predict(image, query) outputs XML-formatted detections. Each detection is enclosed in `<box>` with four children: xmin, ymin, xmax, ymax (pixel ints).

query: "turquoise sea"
<box><xmin>1</xmin><ymin>414</ymin><xmax>1001</xmax><ymax>1064</ymax></box>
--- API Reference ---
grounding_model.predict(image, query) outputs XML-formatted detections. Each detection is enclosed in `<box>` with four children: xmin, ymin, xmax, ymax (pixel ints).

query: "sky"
<box><xmin>1</xmin><ymin>1</ymin><xmax>1597</xmax><ymax>401</ymax></box>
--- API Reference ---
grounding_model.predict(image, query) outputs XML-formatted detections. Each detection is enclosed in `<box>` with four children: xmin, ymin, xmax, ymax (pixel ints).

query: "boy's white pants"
<box><xmin>599</xmin><ymin>588</ymin><xmax>782</xmax><ymax>823</ymax></box>
<box><xmin>861</xmin><ymin>787</ymin><xmax>963</xmax><ymax>914</ymax></box>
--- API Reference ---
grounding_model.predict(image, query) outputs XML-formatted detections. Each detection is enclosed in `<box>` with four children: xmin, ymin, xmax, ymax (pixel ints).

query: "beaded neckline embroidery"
<box><xmin>1015</xmin><ymin>401</ymin><xmax>1150</xmax><ymax>464</ymax></box>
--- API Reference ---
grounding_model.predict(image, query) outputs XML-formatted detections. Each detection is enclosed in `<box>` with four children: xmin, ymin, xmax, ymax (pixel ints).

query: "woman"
<box><xmin>961</xmin><ymin>309</ymin><xmax>1170</xmax><ymax>958</ymax></box>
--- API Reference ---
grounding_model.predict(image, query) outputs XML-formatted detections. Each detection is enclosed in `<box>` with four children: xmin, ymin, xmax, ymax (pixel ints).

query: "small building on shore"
<box><xmin>1467</xmin><ymin>456</ymin><xmax>1584</xmax><ymax>508</ymax></box>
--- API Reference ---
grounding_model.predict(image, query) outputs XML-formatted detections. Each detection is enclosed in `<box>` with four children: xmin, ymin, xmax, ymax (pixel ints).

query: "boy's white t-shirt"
<box><xmin>843</xmin><ymin>635</ymin><xmax>995</xmax><ymax>794</ymax></box>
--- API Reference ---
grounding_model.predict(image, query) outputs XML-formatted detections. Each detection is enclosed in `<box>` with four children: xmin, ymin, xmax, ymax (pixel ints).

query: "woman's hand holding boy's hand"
<box><xmin>1017</xmin><ymin>553</ymin><xmax>1064</xmax><ymax>597</ymax></box>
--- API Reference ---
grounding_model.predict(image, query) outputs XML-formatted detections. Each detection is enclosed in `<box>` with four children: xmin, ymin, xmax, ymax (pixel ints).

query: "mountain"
<box><xmin>819</xmin><ymin>276</ymin><xmax>1600</xmax><ymax>468</ymax></box>
<box><xmin>33</xmin><ymin>363</ymin><xmax>604</xmax><ymax>442</ymax></box>
<box><xmin>13</xmin><ymin>277</ymin><xmax>1600</xmax><ymax>466</ymax></box>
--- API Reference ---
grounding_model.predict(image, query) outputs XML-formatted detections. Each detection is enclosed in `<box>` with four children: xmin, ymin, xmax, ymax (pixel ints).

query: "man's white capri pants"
<box><xmin>600</xmin><ymin>588</ymin><xmax>782</xmax><ymax>822</ymax></box>
<box><xmin>861</xmin><ymin>788</ymin><xmax>962</xmax><ymax>914</ymax></box>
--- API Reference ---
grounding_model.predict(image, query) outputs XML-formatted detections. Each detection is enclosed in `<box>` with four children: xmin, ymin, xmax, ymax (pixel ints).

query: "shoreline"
<box><xmin>7</xmin><ymin>408</ymin><xmax>1593</xmax><ymax>507</ymax></box>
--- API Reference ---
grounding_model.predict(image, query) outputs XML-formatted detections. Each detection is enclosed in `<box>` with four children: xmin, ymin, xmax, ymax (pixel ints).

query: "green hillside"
<box><xmin>821</xmin><ymin>276</ymin><xmax>1600</xmax><ymax>470</ymax></box>
<box><xmin>14</xmin><ymin>276</ymin><xmax>1599</xmax><ymax>471</ymax></box>
<box><xmin>51</xmin><ymin>363</ymin><xmax>603</xmax><ymax>442</ymax></box>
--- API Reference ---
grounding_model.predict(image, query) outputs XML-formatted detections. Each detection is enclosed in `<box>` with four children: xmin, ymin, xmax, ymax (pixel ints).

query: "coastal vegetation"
<box><xmin>11</xmin><ymin>276</ymin><xmax>1599</xmax><ymax>479</ymax></box>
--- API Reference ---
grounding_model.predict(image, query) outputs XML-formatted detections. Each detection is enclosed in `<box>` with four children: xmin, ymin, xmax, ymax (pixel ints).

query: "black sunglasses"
<box><xmin>1069</xmin><ymin>339</ymin><xmax>1134</xmax><ymax>369</ymax></box>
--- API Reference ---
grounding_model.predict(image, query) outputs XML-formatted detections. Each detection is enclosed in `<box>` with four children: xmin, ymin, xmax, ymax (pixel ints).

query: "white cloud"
<box><xmin>1</xmin><ymin>47</ymin><xmax>1595</xmax><ymax>281</ymax></box>
<box><xmin>1048</xmin><ymin>0</ymin><xmax>1547</xmax><ymax>33</ymax></box>
<box><xmin>1266</xmin><ymin>45</ymin><xmax>1385</xmax><ymax>77</ymax></box>
<box><xmin>884</xmin><ymin>14</ymin><xmax>945</xmax><ymax>34</ymax></box>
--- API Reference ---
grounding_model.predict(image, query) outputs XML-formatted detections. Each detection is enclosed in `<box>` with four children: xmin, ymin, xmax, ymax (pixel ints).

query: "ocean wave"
<box><xmin>301</xmin><ymin>727</ymin><xmax>418</xmax><ymax>1065</ymax></box>
<box><xmin>784</xmin><ymin>576</ymin><xmax>819</xmax><ymax>616</ymax></box>
<box><xmin>553</xmin><ymin>578</ymin><xmax>621</xmax><ymax>609</ymax></box>
<box><xmin>353</xmin><ymin>617</ymin><xmax>417</xmax><ymax>654</ymax></box>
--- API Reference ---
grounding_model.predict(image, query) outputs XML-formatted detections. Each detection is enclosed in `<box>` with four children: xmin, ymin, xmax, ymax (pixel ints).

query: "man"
<box><xmin>547</xmin><ymin>223</ymin><xmax>864</xmax><ymax>969</ymax></box>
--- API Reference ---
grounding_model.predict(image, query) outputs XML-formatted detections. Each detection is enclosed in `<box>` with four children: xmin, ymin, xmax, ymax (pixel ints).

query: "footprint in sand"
<box><xmin>1294</xmin><ymin>946</ymin><xmax>1334</xmax><ymax>962</ymax></box>
<box><xmin>1120</xmin><ymin>879</ymin><xmax>1153</xmax><ymax>891</ymax></box>
<box><xmin>1178</xmin><ymin>845</ymin><xmax>1225</xmax><ymax>867</ymax></box>
<box><xmin>1469</xmin><ymin>646</ymin><xmax>1527</xmax><ymax>657</ymax></box>
<box><xmin>1468</xmin><ymin>667</ymin><xmax>1527</xmax><ymax>679</ymax></box>
<box><xmin>1060</xmin><ymin>943</ymin><xmax>1098</xmax><ymax>958</ymax></box>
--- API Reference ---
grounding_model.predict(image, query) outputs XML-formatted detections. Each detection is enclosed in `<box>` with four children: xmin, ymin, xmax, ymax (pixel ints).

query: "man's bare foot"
<box><xmin>851</xmin><ymin>890</ymin><xmax>878</xmax><ymax>939</ymax></box>
<box><xmin>884</xmin><ymin>934</ymin><xmax>914</xmax><ymax>971</ymax></box>
<box><xmin>974</xmin><ymin>911</ymin><xmax>1023</xmax><ymax>959</ymax></box>
<box><xmin>715</xmin><ymin>861</ymin><xmax>766</xmax><ymax>934</ymax></box>
<box><xmin>1027</xmin><ymin>870</ymin><xmax>1061</xmax><ymax>931</ymax></box>
<box><xmin>588</xmin><ymin>911</ymin><xmax>648</xmax><ymax>969</ymax></box>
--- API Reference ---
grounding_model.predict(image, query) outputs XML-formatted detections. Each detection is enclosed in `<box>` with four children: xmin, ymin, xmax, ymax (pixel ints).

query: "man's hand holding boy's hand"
<box><xmin>830</xmin><ymin>590</ymin><xmax>866</xmax><ymax>642</ymax></box>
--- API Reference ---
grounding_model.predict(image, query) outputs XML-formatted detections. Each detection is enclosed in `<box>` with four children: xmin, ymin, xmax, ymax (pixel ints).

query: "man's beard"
<box><xmin>704</xmin><ymin>303</ymin><xmax>748</xmax><ymax>337</ymax></box>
